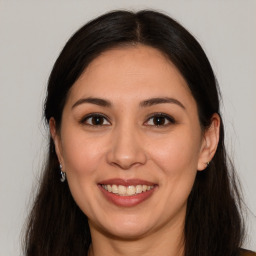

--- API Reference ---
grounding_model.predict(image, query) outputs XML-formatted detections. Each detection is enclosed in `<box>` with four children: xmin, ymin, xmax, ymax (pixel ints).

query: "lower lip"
<box><xmin>98</xmin><ymin>185</ymin><xmax>157</xmax><ymax>207</ymax></box>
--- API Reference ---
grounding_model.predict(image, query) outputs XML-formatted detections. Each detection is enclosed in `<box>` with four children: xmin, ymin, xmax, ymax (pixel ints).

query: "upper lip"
<box><xmin>98</xmin><ymin>178</ymin><xmax>156</xmax><ymax>186</ymax></box>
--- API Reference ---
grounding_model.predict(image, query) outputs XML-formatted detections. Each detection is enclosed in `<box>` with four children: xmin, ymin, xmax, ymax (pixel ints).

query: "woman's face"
<box><xmin>52</xmin><ymin>45</ymin><xmax>215</xmax><ymax>240</ymax></box>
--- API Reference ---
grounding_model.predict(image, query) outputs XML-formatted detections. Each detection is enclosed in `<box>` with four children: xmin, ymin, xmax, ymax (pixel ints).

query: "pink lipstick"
<box><xmin>98</xmin><ymin>179</ymin><xmax>157</xmax><ymax>207</ymax></box>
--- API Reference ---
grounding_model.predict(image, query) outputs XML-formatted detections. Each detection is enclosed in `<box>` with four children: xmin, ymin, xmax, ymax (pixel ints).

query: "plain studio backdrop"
<box><xmin>0</xmin><ymin>1</ymin><xmax>255</xmax><ymax>255</ymax></box>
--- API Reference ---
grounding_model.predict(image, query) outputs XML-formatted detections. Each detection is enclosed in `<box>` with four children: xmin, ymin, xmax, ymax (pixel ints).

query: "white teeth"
<box><xmin>136</xmin><ymin>185</ymin><xmax>142</xmax><ymax>194</ymax></box>
<box><xmin>102</xmin><ymin>184</ymin><xmax>154</xmax><ymax>196</ymax></box>
<box><xmin>118</xmin><ymin>185</ymin><xmax>126</xmax><ymax>195</ymax></box>
<box><xmin>127</xmin><ymin>186</ymin><xmax>136</xmax><ymax>195</ymax></box>
<box><xmin>107</xmin><ymin>184</ymin><xmax>112</xmax><ymax>192</ymax></box>
<box><xmin>112</xmin><ymin>184</ymin><xmax>118</xmax><ymax>194</ymax></box>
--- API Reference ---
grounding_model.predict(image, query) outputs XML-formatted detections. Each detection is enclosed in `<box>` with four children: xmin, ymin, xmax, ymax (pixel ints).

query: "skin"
<box><xmin>50</xmin><ymin>45</ymin><xmax>220</xmax><ymax>256</ymax></box>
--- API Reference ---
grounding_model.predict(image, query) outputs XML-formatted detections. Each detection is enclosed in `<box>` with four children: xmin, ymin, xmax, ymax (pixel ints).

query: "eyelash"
<box><xmin>80</xmin><ymin>113</ymin><xmax>176</xmax><ymax>127</ymax></box>
<box><xmin>80</xmin><ymin>113</ymin><xmax>111</xmax><ymax>126</ymax></box>
<box><xmin>144</xmin><ymin>113</ymin><xmax>176</xmax><ymax>127</ymax></box>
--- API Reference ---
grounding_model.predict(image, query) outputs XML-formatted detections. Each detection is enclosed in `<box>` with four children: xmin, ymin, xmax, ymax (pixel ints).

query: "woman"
<box><xmin>24</xmin><ymin>10</ymin><xmax>255</xmax><ymax>256</ymax></box>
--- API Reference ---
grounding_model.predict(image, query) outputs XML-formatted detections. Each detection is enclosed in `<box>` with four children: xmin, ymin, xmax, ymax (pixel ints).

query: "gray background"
<box><xmin>0</xmin><ymin>1</ymin><xmax>255</xmax><ymax>255</ymax></box>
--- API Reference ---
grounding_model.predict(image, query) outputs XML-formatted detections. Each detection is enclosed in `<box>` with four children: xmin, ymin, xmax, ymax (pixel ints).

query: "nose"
<box><xmin>106</xmin><ymin>125</ymin><xmax>147</xmax><ymax>170</ymax></box>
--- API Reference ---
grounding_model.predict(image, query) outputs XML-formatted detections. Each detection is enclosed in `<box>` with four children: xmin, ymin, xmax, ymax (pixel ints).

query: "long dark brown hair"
<box><xmin>24</xmin><ymin>10</ymin><xmax>245</xmax><ymax>256</ymax></box>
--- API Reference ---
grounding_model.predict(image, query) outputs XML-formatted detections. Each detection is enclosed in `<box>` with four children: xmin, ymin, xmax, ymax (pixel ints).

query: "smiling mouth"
<box><xmin>101</xmin><ymin>184</ymin><xmax>154</xmax><ymax>196</ymax></box>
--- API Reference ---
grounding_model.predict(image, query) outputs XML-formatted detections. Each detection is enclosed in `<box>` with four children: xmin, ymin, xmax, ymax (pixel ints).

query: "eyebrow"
<box><xmin>72</xmin><ymin>96</ymin><xmax>185</xmax><ymax>110</ymax></box>
<box><xmin>140</xmin><ymin>97</ymin><xmax>185</xmax><ymax>109</ymax></box>
<box><xmin>72</xmin><ymin>97</ymin><xmax>112</xmax><ymax>109</ymax></box>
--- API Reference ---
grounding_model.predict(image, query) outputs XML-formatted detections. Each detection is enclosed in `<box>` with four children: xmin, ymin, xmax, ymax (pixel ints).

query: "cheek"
<box><xmin>61</xmin><ymin>129</ymin><xmax>105</xmax><ymax>177</ymax></box>
<box><xmin>60</xmin><ymin>129</ymin><xmax>107</xmax><ymax>215</ymax></box>
<box><xmin>149</xmin><ymin>130</ymin><xmax>201</xmax><ymax>174</ymax></box>
<box><xmin>150</xmin><ymin>131</ymin><xmax>201</xmax><ymax>209</ymax></box>
<box><xmin>148</xmin><ymin>128</ymin><xmax>201</xmax><ymax>203</ymax></box>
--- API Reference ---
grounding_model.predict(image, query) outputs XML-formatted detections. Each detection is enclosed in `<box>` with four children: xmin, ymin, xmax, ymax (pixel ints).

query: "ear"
<box><xmin>49</xmin><ymin>117</ymin><xmax>64</xmax><ymax>167</ymax></box>
<box><xmin>197</xmin><ymin>113</ymin><xmax>220</xmax><ymax>171</ymax></box>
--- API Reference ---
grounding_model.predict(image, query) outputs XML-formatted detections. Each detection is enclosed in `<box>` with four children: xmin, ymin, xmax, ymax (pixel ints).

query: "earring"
<box><xmin>205</xmin><ymin>161</ymin><xmax>210</xmax><ymax>167</ymax></box>
<box><xmin>60</xmin><ymin>164</ymin><xmax>66</xmax><ymax>182</ymax></box>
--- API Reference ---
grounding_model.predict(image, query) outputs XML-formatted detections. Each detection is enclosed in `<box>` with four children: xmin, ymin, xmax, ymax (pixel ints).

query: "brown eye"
<box><xmin>83</xmin><ymin>114</ymin><xmax>110</xmax><ymax>126</ymax></box>
<box><xmin>145</xmin><ymin>114</ymin><xmax>175</xmax><ymax>127</ymax></box>
<box><xmin>152</xmin><ymin>116</ymin><xmax>166</xmax><ymax>126</ymax></box>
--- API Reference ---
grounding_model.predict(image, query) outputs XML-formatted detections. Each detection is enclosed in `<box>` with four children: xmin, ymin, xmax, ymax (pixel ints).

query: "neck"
<box><xmin>88</xmin><ymin>218</ymin><xmax>185</xmax><ymax>256</ymax></box>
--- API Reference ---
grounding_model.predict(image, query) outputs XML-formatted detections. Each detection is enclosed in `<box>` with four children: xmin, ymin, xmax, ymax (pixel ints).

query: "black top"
<box><xmin>240</xmin><ymin>248</ymin><xmax>256</xmax><ymax>256</ymax></box>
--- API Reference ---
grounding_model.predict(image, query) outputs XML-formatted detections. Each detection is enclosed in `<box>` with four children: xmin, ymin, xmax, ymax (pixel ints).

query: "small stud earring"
<box><xmin>206</xmin><ymin>162</ymin><xmax>210</xmax><ymax>167</ymax></box>
<box><xmin>60</xmin><ymin>164</ymin><xmax>66</xmax><ymax>182</ymax></box>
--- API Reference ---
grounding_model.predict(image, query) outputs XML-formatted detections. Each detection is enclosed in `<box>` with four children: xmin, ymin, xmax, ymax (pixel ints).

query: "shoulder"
<box><xmin>240</xmin><ymin>248</ymin><xmax>256</xmax><ymax>256</ymax></box>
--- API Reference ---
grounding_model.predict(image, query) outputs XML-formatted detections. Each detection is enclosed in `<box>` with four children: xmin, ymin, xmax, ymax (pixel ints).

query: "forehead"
<box><xmin>88</xmin><ymin>45</ymin><xmax>171</xmax><ymax>73</ymax></box>
<box><xmin>68</xmin><ymin>45</ymin><xmax>194</xmax><ymax>106</ymax></box>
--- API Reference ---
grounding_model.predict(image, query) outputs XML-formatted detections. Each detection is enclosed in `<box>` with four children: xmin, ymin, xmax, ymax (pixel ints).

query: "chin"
<box><xmin>90</xmin><ymin>215</ymin><xmax>154</xmax><ymax>240</ymax></box>
<box><xmin>106</xmin><ymin>225</ymin><xmax>152</xmax><ymax>241</ymax></box>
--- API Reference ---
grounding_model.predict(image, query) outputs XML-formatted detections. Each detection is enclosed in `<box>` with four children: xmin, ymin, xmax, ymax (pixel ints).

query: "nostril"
<box><xmin>106</xmin><ymin>130</ymin><xmax>147</xmax><ymax>169</ymax></box>
<box><xmin>107</xmin><ymin>150</ymin><xmax>147</xmax><ymax>170</ymax></box>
